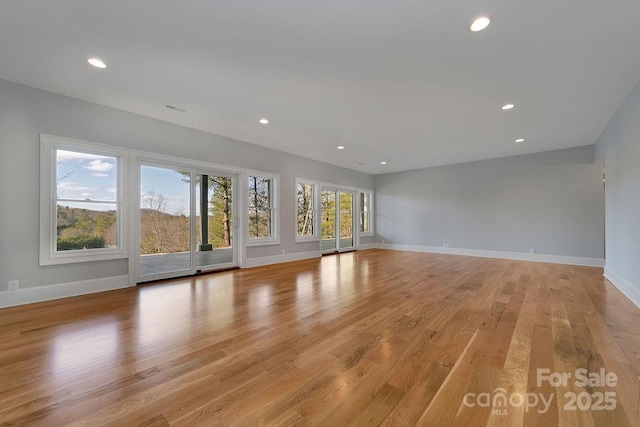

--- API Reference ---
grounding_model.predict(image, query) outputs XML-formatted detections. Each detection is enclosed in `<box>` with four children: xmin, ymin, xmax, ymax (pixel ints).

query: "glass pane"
<box><xmin>248</xmin><ymin>176</ymin><xmax>272</xmax><ymax>238</ymax></box>
<box><xmin>249</xmin><ymin>208</ymin><xmax>272</xmax><ymax>239</ymax></box>
<box><xmin>56</xmin><ymin>149</ymin><xmax>117</xmax><ymax>202</ymax></box>
<box><xmin>297</xmin><ymin>183</ymin><xmax>314</xmax><ymax>236</ymax></box>
<box><xmin>360</xmin><ymin>192</ymin><xmax>370</xmax><ymax>233</ymax></box>
<box><xmin>248</xmin><ymin>176</ymin><xmax>271</xmax><ymax>209</ymax></box>
<box><xmin>56</xmin><ymin>201</ymin><xmax>117</xmax><ymax>251</ymax></box>
<box><xmin>360</xmin><ymin>193</ymin><xmax>365</xmax><ymax>232</ymax></box>
<box><xmin>321</xmin><ymin>190</ymin><xmax>336</xmax><ymax>251</ymax></box>
<box><xmin>139</xmin><ymin>165</ymin><xmax>191</xmax><ymax>277</ymax></box>
<box><xmin>339</xmin><ymin>192</ymin><xmax>354</xmax><ymax>248</ymax></box>
<box><xmin>196</xmin><ymin>174</ymin><xmax>234</xmax><ymax>267</ymax></box>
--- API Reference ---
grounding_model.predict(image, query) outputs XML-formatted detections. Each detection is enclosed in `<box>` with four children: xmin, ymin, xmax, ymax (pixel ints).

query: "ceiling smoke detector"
<box><xmin>165</xmin><ymin>104</ymin><xmax>186</xmax><ymax>113</ymax></box>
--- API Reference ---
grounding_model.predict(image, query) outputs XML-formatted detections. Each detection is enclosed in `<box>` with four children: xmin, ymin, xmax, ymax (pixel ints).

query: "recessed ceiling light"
<box><xmin>259</xmin><ymin>118</ymin><xmax>269</xmax><ymax>124</ymax></box>
<box><xmin>502</xmin><ymin>104</ymin><xmax>515</xmax><ymax>110</ymax></box>
<box><xmin>337</xmin><ymin>146</ymin><xmax>345</xmax><ymax>150</ymax></box>
<box><xmin>87</xmin><ymin>58</ymin><xmax>106</xmax><ymax>69</ymax></box>
<box><xmin>515</xmin><ymin>138</ymin><xmax>525</xmax><ymax>143</ymax></box>
<box><xmin>470</xmin><ymin>17</ymin><xmax>491</xmax><ymax>32</ymax></box>
<box><xmin>380</xmin><ymin>161</ymin><xmax>387</xmax><ymax>165</ymax></box>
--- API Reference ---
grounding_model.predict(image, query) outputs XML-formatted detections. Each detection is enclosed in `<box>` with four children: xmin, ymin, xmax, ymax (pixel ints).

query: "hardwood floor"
<box><xmin>1</xmin><ymin>249</ymin><xmax>639</xmax><ymax>426</ymax></box>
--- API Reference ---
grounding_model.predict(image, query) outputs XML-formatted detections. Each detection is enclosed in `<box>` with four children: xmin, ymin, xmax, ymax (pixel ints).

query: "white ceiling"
<box><xmin>1</xmin><ymin>1</ymin><xmax>640</xmax><ymax>174</ymax></box>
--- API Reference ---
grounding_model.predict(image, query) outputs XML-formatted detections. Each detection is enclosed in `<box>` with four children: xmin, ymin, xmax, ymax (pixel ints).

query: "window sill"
<box><xmin>40</xmin><ymin>250</ymin><xmax>128</xmax><ymax>266</ymax></box>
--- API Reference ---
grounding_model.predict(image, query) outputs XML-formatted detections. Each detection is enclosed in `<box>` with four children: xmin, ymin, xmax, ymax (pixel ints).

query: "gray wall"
<box><xmin>595</xmin><ymin>78</ymin><xmax>640</xmax><ymax>305</ymax></box>
<box><xmin>374</xmin><ymin>146</ymin><xmax>604</xmax><ymax>259</ymax></box>
<box><xmin>0</xmin><ymin>79</ymin><xmax>374</xmax><ymax>290</ymax></box>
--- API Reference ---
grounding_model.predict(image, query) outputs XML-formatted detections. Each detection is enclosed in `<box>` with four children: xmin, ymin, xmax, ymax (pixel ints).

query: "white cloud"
<box><xmin>83</xmin><ymin>159</ymin><xmax>114</xmax><ymax>172</ymax></box>
<box><xmin>80</xmin><ymin>192</ymin><xmax>93</xmax><ymax>197</ymax></box>
<box><xmin>106</xmin><ymin>188</ymin><xmax>116</xmax><ymax>193</ymax></box>
<box><xmin>57</xmin><ymin>150</ymin><xmax>108</xmax><ymax>161</ymax></box>
<box><xmin>58</xmin><ymin>182</ymin><xmax>97</xmax><ymax>192</ymax></box>
<box><xmin>92</xmin><ymin>172</ymin><xmax>109</xmax><ymax>178</ymax></box>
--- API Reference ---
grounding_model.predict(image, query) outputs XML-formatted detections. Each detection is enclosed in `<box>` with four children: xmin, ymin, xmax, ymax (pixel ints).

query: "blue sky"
<box><xmin>57</xmin><ymin>151</ymin><xmax>236</xmax><ymax>215</ymax></box>
<box><xmin>56</xmin><ymin>150</ymin><xmax>117</xmax><ymax>211</ymax></box>
<box><xmin>56</xmin><ymin>151</ymin><xmax>190</xmax><ymax>214</ymax></box>
<box><xmin>140</xmin><ymin>165</ymin><xmax>191</xmax><ymax>215</ymax></box>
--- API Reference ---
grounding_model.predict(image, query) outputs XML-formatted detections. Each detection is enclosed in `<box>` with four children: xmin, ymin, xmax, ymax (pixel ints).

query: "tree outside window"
<box><xmin>248</xmin><ymin>176</ymin><xmax>273</xmax><ymax>239</ymax></box>
<box><xmin>297</xmin><ymin>182</ymin><xmax>314</xmax><ymax>237</ymax></box>
<box><xmin>360</xmin><ymin>192</ymin><xmax>372</xmax><ymax>235</ymax></box>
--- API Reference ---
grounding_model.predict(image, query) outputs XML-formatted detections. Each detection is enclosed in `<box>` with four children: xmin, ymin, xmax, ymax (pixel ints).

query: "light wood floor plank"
<box><xmin>0</xmin><ymin>249</ymin><xmax>639</xmax><ymax>426</ymax></box>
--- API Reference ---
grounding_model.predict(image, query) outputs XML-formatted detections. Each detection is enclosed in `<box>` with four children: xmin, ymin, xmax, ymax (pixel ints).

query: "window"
<box><xmin>40</xmin><ymin>135</ymin><xmax>127</xmax><ymax>265</ymax></box>
<box><xmin>296</xmin><ymin>181</ymin><xmax>318</xmax><ymax>241</ymax></box>
<box><xmin>360</xmin><ymin>191</ymin><xmax>373</xmax><ymax>236</ymax></box>
<box><xmin>248</xmin><ymin>175</ymin><xmax>277</xmax><ymax>243</ymax></box>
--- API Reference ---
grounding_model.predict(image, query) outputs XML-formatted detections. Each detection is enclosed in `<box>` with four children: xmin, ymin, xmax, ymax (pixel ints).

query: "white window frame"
<box><xmin>359</xmin><ymin>191</ymin><xmax>374</xmax><ymax>237</ymax></box>
<box><xmin>128</xmin><ymin>149</ymin><xmax>248</xmax><ymax>273</ymax></box>
<box><xmin>298</xmin><ymin>177</ymin><xmax>374</xmax><ymax>249</ymax></box>
<box><xmin>295</xmin><ymin>179</ymin><xmax>319</xmax><ymax>242</ymax></box>
<box><xmin>320</xmin><ymin>187</ymin><xmax>358</xmax><ymax>252</ymax></box>
<box><xmin>246</xmin><ymin>171</ymin><xmax>279</xmax><ymax>246</ymax></box>
<box><xmin>39</xmin><ymin>134</ymin><xmax>128</xmax><ymax>266</ymax></box>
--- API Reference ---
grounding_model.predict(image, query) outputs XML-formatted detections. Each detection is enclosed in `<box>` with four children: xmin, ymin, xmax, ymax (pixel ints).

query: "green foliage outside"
<box><xmin>321</xmin><ymin>191</ymin><xmax>353</xmax><ymax>239</ymax></box>
<box><xmin>297</xmin><ymin>183</ymin><xmax>314</xmax><ymax>236</ymax></box>
<box><xmin>321</xmin><ymin>191</ymin><xmax>336</xmax><ymax>239</ymax></box>
<box><xmin>248</xmin><ymin>176</ymin><xmax>272</xmax><ymax>238</ymax></box>
<box><xmin>57</xmin><ymin>205</ymin><xmax>116</xmax><ymax>251</ymax></box>
<box><xmin>141</xmin><ymin>173</ymin><xmax>233</xmax><ymax>255</ymax></box>
<box><xmin>57</xmin><ymin>235</ymin><xmax>106</xmax><ymax>250</ymax></box>
<box><xmin>338</xmin><ymin>192</ymin><xmax>354</xmax><ymax>238</ymax></box>
<box><xmin>203</xmin><ymin>176</ymin><xmax>233</xmax><ymax>248</ymax></box>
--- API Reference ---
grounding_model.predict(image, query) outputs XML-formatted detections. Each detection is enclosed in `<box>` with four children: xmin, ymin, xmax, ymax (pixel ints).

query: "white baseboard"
<box><xmin>604</xmin><ymin>267</ymin><xmax>640</xmax><ymax>309</ymax></box>
<box><xmin>0</xmin><ymin>275</ymin><xmax>131</xmax><ymax>309</ymax></box>
<box><xmin>245</xmin><ymin>250</ymin><xmax>321</xmax><ymax>268</ymax></box>
<box><xmin>375</xmin><ymin>243</ymin><xmax>605</xmax><ymax>267</ymax></box>
<box><xmin>1</xmin><ymin>246</ymin><xmax>607</xmax><ymax>309</ymax></box>
<box><xmin>358</xmin><ymin>243</ymin><xmax>378</xmax><ymax>250</ymax></box>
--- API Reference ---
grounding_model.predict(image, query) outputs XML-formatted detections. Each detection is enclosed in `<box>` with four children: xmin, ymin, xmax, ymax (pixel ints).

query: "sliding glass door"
<box><xmin>321</xmin><ymin>189</ymin><xmax>356</xmax><ymax>253</ymax></box>
<box><xmin>138</xmin><ymin>163</ymin><xmax>236</xmax><ymax>282</ymax></box>
<box><xmin>195</xmin><ymin>173</ymin><xmax>234</xmax><ymax>270</ymax></box>
<box><xmin>139</xmin><ymin>164</ymin><xmax>192</xmax><ymax>279</ymax></box>
<box><xmin>339</xmin><ymin>192</ymin><xmax>354</xmax><ymax>249</ymax></box>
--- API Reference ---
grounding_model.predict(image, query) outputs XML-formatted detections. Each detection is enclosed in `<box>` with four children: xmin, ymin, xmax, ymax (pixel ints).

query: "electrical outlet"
<box><xmin>8</xmin><ymin>280</ymin><xmax>19</xmax><ymax>291</ymax></box>
<box><xmin>529</xmin><ymin>248</ymin><xmax>535</xmax><ymax>254</ymax></box>
<box><xmin>281</xmin><ymin>249</ymin><xmax>286</xmax><ymax>255</ymax></box>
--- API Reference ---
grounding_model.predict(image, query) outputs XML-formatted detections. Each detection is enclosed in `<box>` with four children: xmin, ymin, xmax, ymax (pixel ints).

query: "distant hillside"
<box><xmin>57</xmin><ymin>205</ymin><xmax>231</xmax><ymax>254</ymax></box>
<box><xmin>57</xmin><ymin>205</ymin><xmax>117</xmax><ymax>249</ymax></box>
